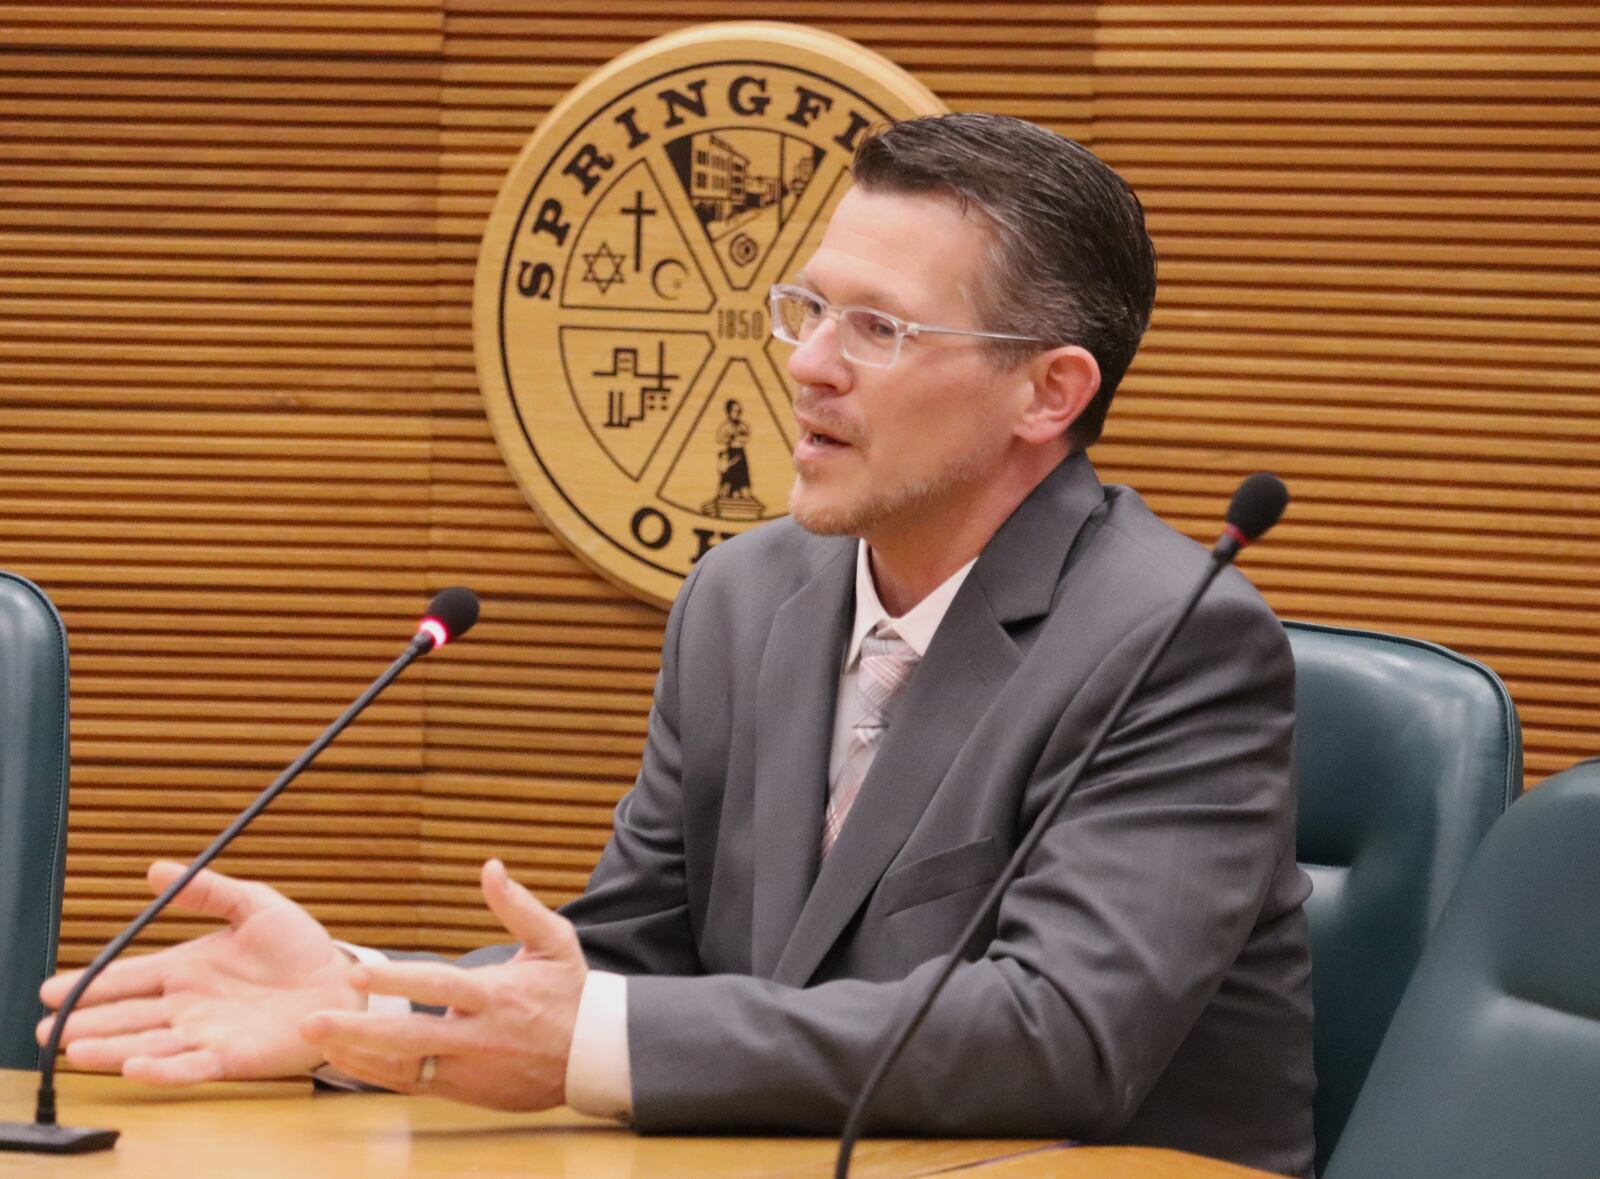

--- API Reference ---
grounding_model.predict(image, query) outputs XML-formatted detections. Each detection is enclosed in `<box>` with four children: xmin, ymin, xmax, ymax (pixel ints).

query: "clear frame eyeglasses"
<box><xmin>768</xmin><ymin>284</ymin><xmax>1043</xmax><ymax>368</ymax></box>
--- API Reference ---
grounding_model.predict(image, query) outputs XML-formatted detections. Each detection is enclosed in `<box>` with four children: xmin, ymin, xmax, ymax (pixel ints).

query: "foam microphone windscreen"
<box><xmin>423</xmin><ymin>586</ymin><xmax>480</xmax><ymax>643</ymax></box>
<box><xmin>1226</xmin><ymin>472</ymin><xmax>1290</xmax><ymax>542</ymax></box>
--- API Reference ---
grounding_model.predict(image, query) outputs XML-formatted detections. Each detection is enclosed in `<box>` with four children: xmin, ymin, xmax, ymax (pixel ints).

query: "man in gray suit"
<box><xmin>42</xmin><ymin>114</ymin><xmax>1315</xmax><ymax>1176</ymax></box>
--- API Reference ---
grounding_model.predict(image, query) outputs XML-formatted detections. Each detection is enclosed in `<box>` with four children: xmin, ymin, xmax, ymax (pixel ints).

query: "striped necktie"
<box><xmin>822</xmin><ymin>627</ymin><xmax>921</xmax><ymax>857</ymax></box>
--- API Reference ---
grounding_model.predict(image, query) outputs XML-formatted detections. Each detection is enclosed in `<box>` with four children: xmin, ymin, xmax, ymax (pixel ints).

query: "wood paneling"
<box><xmin>1086</xmin><ymin>4</ymin><xmax>1600</xmax><ymax>796</ymax></box>
<box><xmin>1</xmin><ymin>0</ymin><xmax>446</xmax><ymax>959</ymax></box>
<box><xmin>2</xmin><ymin>2</ymin><xmax>1595</xmax><ymax>963</ymax></box>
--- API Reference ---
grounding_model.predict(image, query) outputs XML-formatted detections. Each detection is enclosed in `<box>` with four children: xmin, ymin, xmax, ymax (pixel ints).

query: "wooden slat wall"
<box><xmin>1</xmin><ymin>2</ymin><xmax>1595</xmax><ymax>963</ymax></box>
<box><xmin>0</xmin><ymin>1</ymin><xmax>448</xmax><ymax>959</ymax></box>
<box><xmin>1086</xmin><ymin>4</ymin><xmax>1600</xmax><ymax>790</ymax></box>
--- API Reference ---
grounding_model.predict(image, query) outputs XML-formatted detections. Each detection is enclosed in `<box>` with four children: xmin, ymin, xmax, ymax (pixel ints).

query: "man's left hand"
<box><xmin>299</xmin><ymin>859</ymin><xmax>586</xmax><ymax>1110</ymax></box>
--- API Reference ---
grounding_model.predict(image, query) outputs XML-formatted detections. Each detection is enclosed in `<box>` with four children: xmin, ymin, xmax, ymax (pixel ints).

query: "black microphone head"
<box><xmin>1226</xmin><ymin>472</ymin><xmax>1289</xmax><ymax>542</ymax></box>
<box><xmin>418</xmin><ymin>586</ymin><xmax>480</xmax><ymax>648</ymax></box>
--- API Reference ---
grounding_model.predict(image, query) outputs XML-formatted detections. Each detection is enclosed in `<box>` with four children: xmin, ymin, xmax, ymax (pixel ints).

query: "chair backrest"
<box><xmin>1323</xmin><ymin>759</ymin><xmax>1600</xmax><ymax>1179</ymax></box>
<box><xmin>1284</xmin><ymin>621</ymin><xmax>1521</xmax><ymax>1173</ymax></box>
<box><xmin>0</xmin><ymin>571</ymin><xmax>71</xmax><ymax>1069</ymax></box>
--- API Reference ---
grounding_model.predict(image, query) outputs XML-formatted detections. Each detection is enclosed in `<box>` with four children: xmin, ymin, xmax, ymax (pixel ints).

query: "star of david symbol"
<box><xmin>580</xmin><ymin>241</ymin><xmax>626</xmax><ymax>294</ymax></box>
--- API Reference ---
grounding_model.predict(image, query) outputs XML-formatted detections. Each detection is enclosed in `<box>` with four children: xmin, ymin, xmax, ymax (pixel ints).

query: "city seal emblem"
<box><xmin>473</xmin><ymin>21</ymin><xmax>945</xmax><ymax>607</ymax></box>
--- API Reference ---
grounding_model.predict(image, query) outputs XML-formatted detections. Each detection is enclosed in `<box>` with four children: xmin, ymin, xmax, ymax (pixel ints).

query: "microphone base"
<box><xmin>0</xmin><ymin>1121</ymin><xmax>120</xmax><ymax>1153</ymax></box>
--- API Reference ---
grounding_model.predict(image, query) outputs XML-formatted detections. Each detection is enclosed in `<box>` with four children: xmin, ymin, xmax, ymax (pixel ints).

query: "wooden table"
<box><xmin>0</xmin><ymin>1070</ymin><xmax>1280</xmax><ymax>1177</ymax></box>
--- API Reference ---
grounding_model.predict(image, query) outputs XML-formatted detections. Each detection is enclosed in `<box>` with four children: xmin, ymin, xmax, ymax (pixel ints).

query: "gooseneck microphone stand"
<box><xmin>833</xmin><ymin>475</ymin><xmax>1289</xmax><ymax>1178</ymax></box>
<box><xmin>0</xmin><ymin>587</ymin><xmax>480</xmax><ymax>1154</ymax></box>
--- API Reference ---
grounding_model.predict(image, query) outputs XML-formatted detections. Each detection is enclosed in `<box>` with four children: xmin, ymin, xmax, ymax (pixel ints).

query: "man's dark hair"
<box><xmin>851</xmin><ymin>113</ymin><xmax>1157</xmax><ymax>448</ymax></box>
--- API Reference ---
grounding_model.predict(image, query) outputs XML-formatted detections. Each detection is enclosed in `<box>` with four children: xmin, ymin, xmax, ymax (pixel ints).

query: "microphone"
<box><xmin>833</xmin><ymin>476</ymin><xmax>1289</xmax><ymax>1177</ymax></box>
<box><xmin>0</xmin><ymin>588</ymin><xmax>480</xmax><ymax>1155</ymax></box>
<box><xmin>1216</xmin><ymin>471</ymin><xmax>1290</xmax><ymax>563</ymax></box>
<box><xmin>417</xmin><ymin>585</ymin><xmax>480</xmax><ymax>652</ymax></box>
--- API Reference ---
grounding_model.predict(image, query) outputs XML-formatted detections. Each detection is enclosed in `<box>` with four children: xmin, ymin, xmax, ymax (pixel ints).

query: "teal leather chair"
<box><xmin>1284</xmin><ymin>622</ymin><xmax>1521</xmax><ymax>1173</ymax></box>
<box><xmin>1324</xmin><ymin>759</ymin><xmax>1600</xmax><ymax>1179</ymax></box>
<box><xmin>0</xmin><ymin>571</ymin><xmax>71</xmax><ymax>1069</ymax></box>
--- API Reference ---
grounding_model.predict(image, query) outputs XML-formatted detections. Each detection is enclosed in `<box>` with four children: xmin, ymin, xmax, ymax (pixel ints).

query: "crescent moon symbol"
<box><xmin>651</xmin><ymin>258</ymin><xmax>687</xmax><ymax>300</ymax></box>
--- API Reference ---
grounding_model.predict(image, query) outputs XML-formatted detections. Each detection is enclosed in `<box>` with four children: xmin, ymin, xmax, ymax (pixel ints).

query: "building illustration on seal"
<box><xmin>665</xmin><ymin>129</ymin><xmax>824</xmax><ymax>288</ymax></box>
<box><xmin>668</xmin><ymin>130</ymin><xmax>816</xmax><ymax>229</ymax></box>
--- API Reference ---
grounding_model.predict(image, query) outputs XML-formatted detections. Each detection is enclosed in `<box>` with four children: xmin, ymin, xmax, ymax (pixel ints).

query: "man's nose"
<box><xmin>786</xmin><ymin>315</ymin><xmax>851</xmax><ymax>391</ymax></box>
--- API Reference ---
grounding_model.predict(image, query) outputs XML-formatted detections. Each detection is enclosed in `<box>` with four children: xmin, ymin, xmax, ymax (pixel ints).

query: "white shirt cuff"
<box><xmin>310</xmin><ymin>942</ymin><xmax>412</xmax><ymax>1090</ymax></box>
<box><xmin>564</xmin><ymin>970</ymin><xmax>633</xmax><ymax>1122</ymax></box>
<box><xmin>334</xmin><ymin>941</ymin><xmax>415</xmax><ymax>1016</ymax></box>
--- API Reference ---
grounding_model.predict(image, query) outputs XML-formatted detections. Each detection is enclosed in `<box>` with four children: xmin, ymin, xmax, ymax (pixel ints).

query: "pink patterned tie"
<box><xmin>822</xmin><ymin>627</ymin><xmax>921</xmax><ymax>857</ymax></box>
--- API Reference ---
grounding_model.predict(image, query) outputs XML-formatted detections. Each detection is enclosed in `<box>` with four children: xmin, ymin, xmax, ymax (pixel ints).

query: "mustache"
<box><xmin>792</xmin><ymin>396</ymin><xmax>861</xmax><ymax>447</ymax></box>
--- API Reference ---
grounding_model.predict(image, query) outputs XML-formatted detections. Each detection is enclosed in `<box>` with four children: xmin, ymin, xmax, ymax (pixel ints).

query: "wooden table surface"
<box><xmin>0</xmin><ymin>1069</ymin><xmax>1281</xmax><ymax>1177</ymax></box>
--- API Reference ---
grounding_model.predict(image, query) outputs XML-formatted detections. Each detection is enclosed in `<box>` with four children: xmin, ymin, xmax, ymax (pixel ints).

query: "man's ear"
<box><xmin>1014</xmin><ymin>344</ymin><xmax>1101</xmax><ymax>445</ymax></box>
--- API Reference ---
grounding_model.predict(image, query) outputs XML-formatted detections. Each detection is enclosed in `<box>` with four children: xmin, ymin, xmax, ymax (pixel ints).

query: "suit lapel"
<box><xmin>772</xmin><ymin>452</ymin><xmax>1107</xmax><ymax>986</ymax></box>
<box><xmin>750</xmin><ymin>540</ymin><xmax>855</xmax><ymax>978</ymax></box>
<box><xmin>773</xmin><ymin>583</ymin><xmax>1021</xmax><ymax>985</ymax></box>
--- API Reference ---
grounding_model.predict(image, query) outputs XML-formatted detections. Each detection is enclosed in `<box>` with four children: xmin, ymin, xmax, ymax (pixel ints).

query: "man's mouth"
<box><xmin>795</xmin><ymin>406</ymin><xmax>855</xmax><ymax>450</ymax></box>
<box><xmin>794</xmin><ymin>402</ymin><xmax>858</xmax><ymax>459</ymax></box>
<box><xmin>803</xmin><ymin>429</ymin><xmax>849</xmax><ymax>448</ymax></box>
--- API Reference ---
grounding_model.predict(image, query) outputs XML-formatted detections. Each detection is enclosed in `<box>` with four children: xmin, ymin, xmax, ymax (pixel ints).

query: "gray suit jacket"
<box><xmin>556</xmin><ymin>452</ymin><xmax>1315</xmax><ymax>1176</ymax></box>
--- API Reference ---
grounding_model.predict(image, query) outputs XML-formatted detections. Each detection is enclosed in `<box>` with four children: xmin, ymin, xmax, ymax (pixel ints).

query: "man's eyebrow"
<box><xmin>790</xmin><ymin>272</ymin><xmax>912</xmax><ymax>319</ymax></box>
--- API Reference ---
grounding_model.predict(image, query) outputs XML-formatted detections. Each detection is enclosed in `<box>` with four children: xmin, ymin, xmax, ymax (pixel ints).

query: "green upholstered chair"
<box><xmin>1284</xmin><ymin>621</ymin><xmax>1521</xmax><ymax>1173</ymax></box>
<box><xmin>0</xmin><ymin>571</ymin><xmax>71</xmax><ymax>1069</ymax></box>
<box><xmin>1323</xmin><ymin>759</ymin><xmax>1600</xmax><ymax>1179</ymax></box>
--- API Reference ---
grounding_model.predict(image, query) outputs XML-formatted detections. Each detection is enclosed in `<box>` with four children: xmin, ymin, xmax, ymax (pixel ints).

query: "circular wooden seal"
<box><xmin>473</xmin><ymin>22</ymin><xmax>946</xmax><ymax>607</ymax></box>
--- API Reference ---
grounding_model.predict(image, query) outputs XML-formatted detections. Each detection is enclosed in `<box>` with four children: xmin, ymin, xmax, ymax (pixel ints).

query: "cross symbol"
<box><xmin>619</xmin><ymin>191</ymin><xmax>657</xmax><ymax>272</ymax></box>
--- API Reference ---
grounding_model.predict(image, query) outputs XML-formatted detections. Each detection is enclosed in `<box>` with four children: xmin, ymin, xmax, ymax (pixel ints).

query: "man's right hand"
<box><xmin>37</xmin><ymin>861</ymin><xmax>363</xmax><ymax>1085</ymax></box>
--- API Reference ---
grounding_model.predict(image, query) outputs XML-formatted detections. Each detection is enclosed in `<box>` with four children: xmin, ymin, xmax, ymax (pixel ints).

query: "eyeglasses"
<box><xmin>768</xmin><ymin>284</ymin><xmax>1043</xmax><ymax>368</ymax></box>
